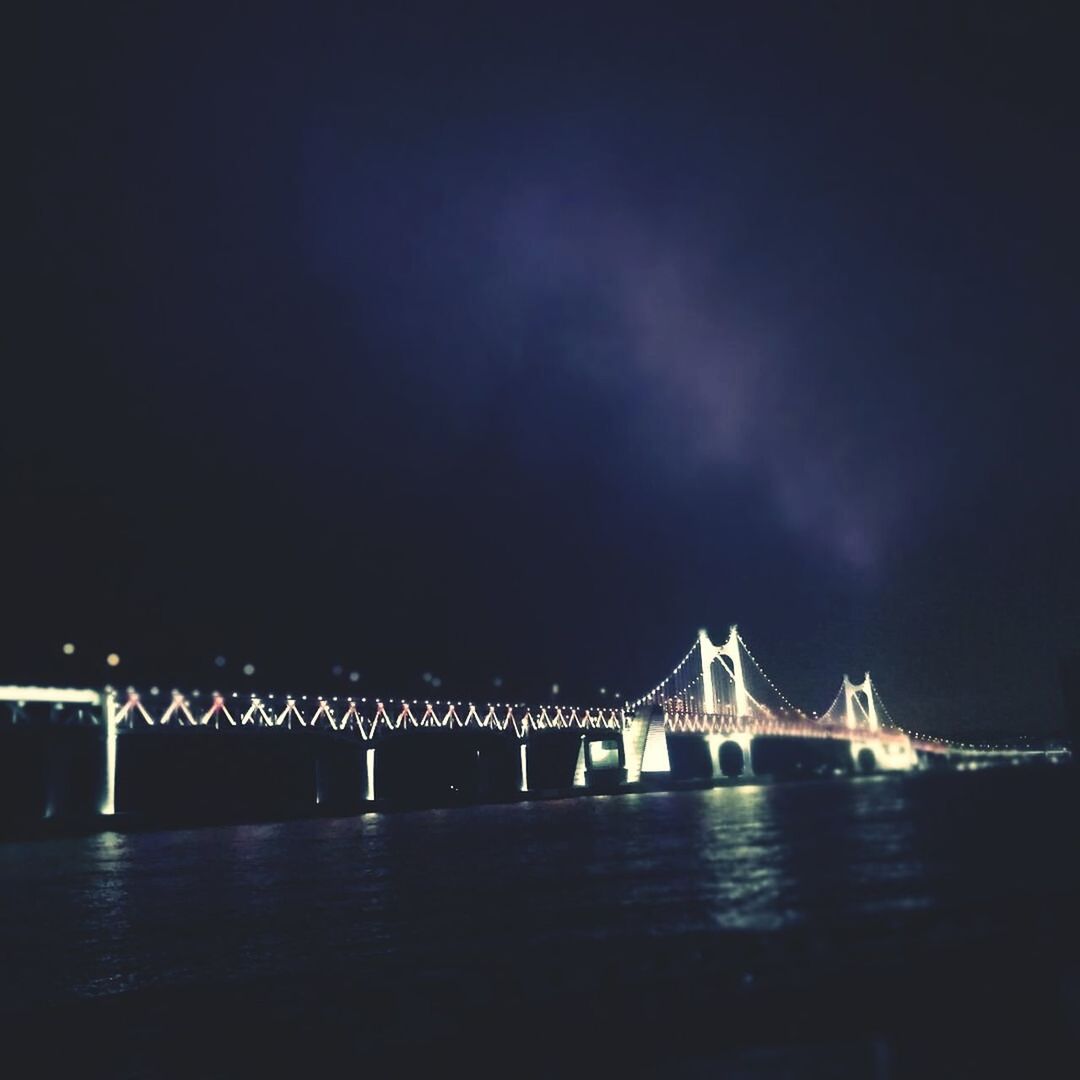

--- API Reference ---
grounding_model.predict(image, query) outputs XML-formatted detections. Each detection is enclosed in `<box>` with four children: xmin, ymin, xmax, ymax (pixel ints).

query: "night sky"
<box><xmin>8</xmin><ymin>3</ymin><xmax>1078</xmax><ymax>736</ymax></box>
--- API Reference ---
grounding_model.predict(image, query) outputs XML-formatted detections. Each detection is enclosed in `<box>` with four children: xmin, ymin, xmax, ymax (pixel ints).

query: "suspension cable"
<box><xmin>628</xmin><ymin>639</ymin><xmax>700</xmax><ymax>709</ymax></box>
<box><xmin>736</xmin><ymin>631</ymin><xmax>799</xmax><ymax>711</ymax></box>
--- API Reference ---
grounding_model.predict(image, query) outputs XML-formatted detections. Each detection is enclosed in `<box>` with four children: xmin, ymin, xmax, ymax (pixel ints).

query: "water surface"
<box><xmin>2</xmin><ymin>768</ymin><xmax>1077</xmax><ymax>1075</ymax></box>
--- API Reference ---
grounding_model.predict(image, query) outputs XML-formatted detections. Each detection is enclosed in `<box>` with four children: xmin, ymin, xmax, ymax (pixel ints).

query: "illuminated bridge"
<box><xmin>0</xmin><ymin>626</ymin><xmax>1070</xmax><ymax>822</ymax></box>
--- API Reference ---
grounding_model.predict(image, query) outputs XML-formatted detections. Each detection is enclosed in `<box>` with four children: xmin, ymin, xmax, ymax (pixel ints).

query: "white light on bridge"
<box><xmin>106</xmin><ymin>653</ymin><xmax>120</xmax><ymax>668</ymax></box>
<box><xmin>62</xmin><ymin>642</ymin><xmax>75</xmax><ymax>656</ymax></box>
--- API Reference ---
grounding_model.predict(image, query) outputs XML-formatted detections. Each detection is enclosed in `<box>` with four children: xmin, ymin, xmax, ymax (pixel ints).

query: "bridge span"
<box><xmin>1</xmin><ymin>626</ymin><xmax>1069</xmax><ymax>824</ymax></box>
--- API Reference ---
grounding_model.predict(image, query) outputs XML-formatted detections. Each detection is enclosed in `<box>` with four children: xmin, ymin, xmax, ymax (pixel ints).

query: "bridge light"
<box><xmin>106</xmin><ymin>653</ymin><xmax>121</xmax><ymax>667</ymax></box>
<box><xmin>62</xmin><ymin>642</ymin><xmax>75</xmax><ymax>655</ymax></box>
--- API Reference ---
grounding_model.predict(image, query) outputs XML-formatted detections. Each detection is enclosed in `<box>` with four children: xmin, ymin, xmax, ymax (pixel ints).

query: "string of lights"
<box><xmin>874</xmin><ymin>686</ymin><xmax>900</xmax><ymax>729</ymax></box>
<box><xmin>745</xmin><ymin>689</ymin><xmax>772</xmax><ymax>716</ymax></box>
<box><xmin>628</xmin><ymin>640</ymin><xmax>700</xmax><ymax>709</ymax></box>
<box><xmin>107</xmin><ymin>689</ymin><xmax>626</xmax><ymax>739</ymax></box>
<box><xmin>818</xmin><ymin>685</ymin><xmax>845</xmax><ymax>724</ymax></box>
<box><xmin>735</xmin><ymin>631</ymin><xmax>800</xmax><ymax>712</ymax></box>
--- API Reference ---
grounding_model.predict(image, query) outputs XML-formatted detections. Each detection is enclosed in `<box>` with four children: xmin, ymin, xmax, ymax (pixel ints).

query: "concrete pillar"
<box><xmin>699</xmin><ymin>628</ymin><xmax>717</xmax><ymax>715</ymax></box>
<box><xmin>720</xmin><ymin>627</ymin><xmax>751</xmax><ymax>720</ymax></box>
<box><xmin>708</xmin><ymin>733</ymin><xmax>754</xmax><ymax>779</ymax></box>
<box><xmin>863</xmin><ymin>675</ymin><xmax>880</xmax><ymax>731</ymax></box>
<box><xmin>739</xmin><ymin>734</ymin><xmax>754</xmax><ymax>778</ymax></box>
<box><xmin>700</xmin><ymin>626</ymin><xmax>750</xmax><ymax>719</ymax></box>
<box><xmin>855</xmin><ymin>735</ymin><xmax>916</xmax><ymax>773</ymax></box>
<box><xmin>100</xmin><ymin>690</ymin><xmax>117</xmax><ymax>815</ymax></box>
<box><xmin>365</xmin><ymin>746</ymin><xmax>376</xmax><ymax>801</ymax></box>
<box><xmin>640</xmin><ymin>708</ymin><xmax>671</xmax><ymax>775</ymax></box>
<box><xmin>622</xmin><ymin>713</ymin><xmax>651</xmax><ymax>783</ymax></box>
<box><xmin>844</xmin><ymin>674</ymin><xmax>880</xmax><ymax>732</ymax></box>
<box><xmin>851</xmin><ymin>739</ymin><xmax>877</xmax><ymax>773</ymax></box>
<box><xmin>519</xmin><ymin>741</ymin><xmax>528</xmax><ymax>792</ymax></box>
<box><xmin>572</xmin><ymin>740</ymin><xmax>587</xmax><ymax>787</ymax></box>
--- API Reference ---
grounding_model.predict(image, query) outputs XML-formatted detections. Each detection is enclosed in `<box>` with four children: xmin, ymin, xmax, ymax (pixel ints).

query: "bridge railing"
<box><xmin>0</xmin><ymin>686</ymin><xmax>105</xmax><ymax>727</ymax></box>
<box><xmin>662</xmin><ymin>702</ymin><xmax>915</xmax><ymax>744</ymax></box>
<box><xmin>109</xmin><ymin>690</ymin><xmax>627</xmax><ymax>739</ymax></box>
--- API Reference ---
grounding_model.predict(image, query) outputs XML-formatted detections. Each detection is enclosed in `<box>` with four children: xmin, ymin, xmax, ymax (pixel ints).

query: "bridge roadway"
<box><xmin>0</xmin><ymin>683</ymin><xmax>1069</xmax><ymax>827</ymax></box>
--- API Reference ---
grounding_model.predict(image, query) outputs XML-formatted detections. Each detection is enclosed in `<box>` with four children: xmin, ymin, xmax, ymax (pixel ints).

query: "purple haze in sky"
<box><xmin>304</xmin><ymin>136</ymin><xmax>943</xmax><ymax>571</ymax></box>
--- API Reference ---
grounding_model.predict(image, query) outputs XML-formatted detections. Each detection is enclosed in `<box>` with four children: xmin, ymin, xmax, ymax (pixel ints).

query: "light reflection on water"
<box><xmin>0</xmin><ymin>769</ymin><xmax>1075</xmax><ymax>1010</ymax></box>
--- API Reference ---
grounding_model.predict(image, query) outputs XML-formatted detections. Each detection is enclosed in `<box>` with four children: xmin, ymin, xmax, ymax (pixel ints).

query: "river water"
<box><xmin>1</xmin><ymin>766</ymin><xmax>1078</xmax><ymax>1076</ymax></box>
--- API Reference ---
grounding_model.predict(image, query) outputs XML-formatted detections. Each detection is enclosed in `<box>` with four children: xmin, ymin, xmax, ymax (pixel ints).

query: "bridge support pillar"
<box><xmin>573</xmin><ymin>739</ymin><xmax>587</xmax><ymax>788</ymax></box>
<box><xmin>583</xmin><ymin>734</ymin><xmax>626</xmax><ymax>790</ymax></box>
<box><xmin>100</xmin><ymin>690</ymin><xmax>117</xmax><ymax>816</ymax></box>
<box><xmin>639</xmin><ymin>706</ymin><xmax>671</xmax><ymax>777</ymax></box>
<box><xmin>365</xmin><ymin>746</ymin><xmax>376</xmax><ymax>801</ymax></box>
<box><xmin>851</xmin><ymin>735</ymin><xmax>916</xmax><ymax>773</ymax></box>
<box><xmin>708</xmin><ymin>733</ymin><xmax>754</xmax><ymax>779</ymax></box>
<box><xmin>621</xmin><ymin>715</ymin><xmax>645</xmax><ymax>784</ymax></box>
<box><xmin>519</xmin><ymin>741</ymin><xmax>528</xmax><ymax>793</ymax></box>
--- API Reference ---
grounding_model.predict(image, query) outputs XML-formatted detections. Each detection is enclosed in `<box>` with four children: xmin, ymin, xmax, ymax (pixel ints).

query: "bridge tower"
<box><xmin>699</xmin><ymin>627</ymin><xmax>750</xmax><ymax>717</ymax></box>
<box><xmin>843</xmin><ymin>673</ymin><xmax>880</xmax><ymax>731</ymax></box>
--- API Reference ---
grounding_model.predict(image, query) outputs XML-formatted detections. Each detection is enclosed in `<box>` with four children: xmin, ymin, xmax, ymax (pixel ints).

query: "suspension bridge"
<box><xmin>0</xmin><ymin>626</ymin><xmax>1070</xmax><ymax>822</ymax></box>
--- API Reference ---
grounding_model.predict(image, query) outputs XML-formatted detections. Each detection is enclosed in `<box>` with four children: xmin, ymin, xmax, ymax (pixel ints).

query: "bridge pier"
<box><xmin>366</xmin><ymin>747</ymin><xmax>376</xmax><ymax>801</ymax></box>
<box><xmin>639</xmin><ymin>705</ymin><xmax>671</xmax><ymax>778</ymax></box>
<box><xmin>101</xmin><ymin>690</ymin><xmax>117</xmax><ymax>815</ymax></box>
<box><xmin>621</xmin><ymin>710</ymin><xmax>652</xmax><ymax>783</ymax></box>
<box><xmin>849</xmin><ymin>734</ymin><xmax>917</xmax><ymax>774</ymax></box>
<box><xmin>575</xmin><ymin>734</ymin><xmax>626</xmax><ymax>791</ymax></box>
<box><xmin>707</xmin><ymin>733</ymin><xmax>754</xmax><ymax>779</ymax></box>
<box><xmin>573</xmin><ymin>740</ymin><xmax>586</xmax><ymax>787</ymax></box>
<box><xmin>520</xmin><ymin>731</ymin><xmax>584</xmax><ymax>791</ymax></box>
